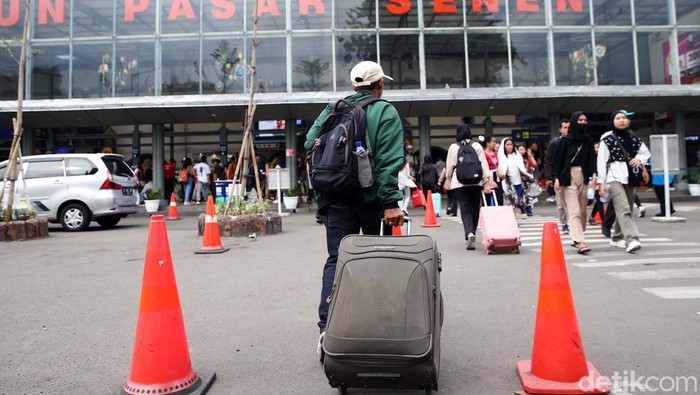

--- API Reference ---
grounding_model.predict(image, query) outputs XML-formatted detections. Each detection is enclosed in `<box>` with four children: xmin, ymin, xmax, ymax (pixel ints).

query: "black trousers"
<box><xmin>455</xmin><ymin>186</ymin><xmax>483</xmax><ymax>238</ymax></box>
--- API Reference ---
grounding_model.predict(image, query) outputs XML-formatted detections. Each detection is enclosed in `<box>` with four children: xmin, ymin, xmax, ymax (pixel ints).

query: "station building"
<box><xmin>1</xmin><ymin>0</ymin><xmax>699</xmax><ymax>188</ymax></box>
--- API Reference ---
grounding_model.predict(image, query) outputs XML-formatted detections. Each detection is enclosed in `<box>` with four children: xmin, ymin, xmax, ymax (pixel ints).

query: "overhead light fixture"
<box><xmin>56</xmin><ymin>54</ymin><xmax>75</xmax><ymax>61</ymax></box>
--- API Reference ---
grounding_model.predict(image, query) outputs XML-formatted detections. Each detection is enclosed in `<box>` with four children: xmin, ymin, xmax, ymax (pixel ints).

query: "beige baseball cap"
<box><xmin>350</xmin><ymin>61</ymin><xmax>393</xmax><ymax>87</ymax></box>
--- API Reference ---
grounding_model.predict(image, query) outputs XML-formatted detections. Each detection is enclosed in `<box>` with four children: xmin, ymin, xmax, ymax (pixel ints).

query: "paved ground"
<box><xmin>1</xmin><ymin>198</ymin><xmax>699</xmax><ymax>394</ymax></box>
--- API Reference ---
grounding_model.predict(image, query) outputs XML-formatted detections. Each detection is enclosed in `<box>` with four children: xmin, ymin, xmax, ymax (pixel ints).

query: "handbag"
<box><xmin>411</xmin><ymin>187</ymin><xmax>426</xmax><ymax>208</ymax></box>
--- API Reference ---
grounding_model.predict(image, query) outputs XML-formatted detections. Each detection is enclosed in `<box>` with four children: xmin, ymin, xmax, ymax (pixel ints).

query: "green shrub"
<box><xmin>285</xmin><ymin>185</ymin><xmax>302</xmax><ymax>197</ymax></box>
<box><xmin>145</xmin><ymin>188</ymin><xmax>163</xmax><ymax>200</ymax></box>
<box><xmin>687</xmin><ymin>169</ymin><xmax>700</xmax><ymax>184</ymax></box>
<box><xmin>216</xmin><ymin>198</ymin><xmax>270</xmax><ymax>216</ymax></box>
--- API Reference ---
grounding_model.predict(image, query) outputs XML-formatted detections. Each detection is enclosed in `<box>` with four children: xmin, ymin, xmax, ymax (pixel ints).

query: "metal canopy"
<box><xmin>1</xmin><ymin>85</ymin><xmax>698</xmax><ymax>128</ymax></box>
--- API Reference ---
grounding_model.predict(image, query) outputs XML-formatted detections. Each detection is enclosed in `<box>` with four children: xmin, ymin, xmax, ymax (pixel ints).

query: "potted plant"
<box><xmin>144</xmin><ymin>188</ymin><xmax>163</xmax><ymax>212</ymax></box>
<box><xmin>283</xmin><ymin>185</ymin><xmax>302</xmax><ymax>210</ymax></box>
<box><xmin>687</xmin><ymin>169</ymin><xmax>700</xmax><ymax>196</ymax></box>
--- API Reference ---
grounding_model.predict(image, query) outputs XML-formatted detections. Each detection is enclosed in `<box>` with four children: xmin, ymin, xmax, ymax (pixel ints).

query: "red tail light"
<box><xmin>100</xmin><ymin>172</ymin><xmax>122</xmax><ymax>190</ymax></box>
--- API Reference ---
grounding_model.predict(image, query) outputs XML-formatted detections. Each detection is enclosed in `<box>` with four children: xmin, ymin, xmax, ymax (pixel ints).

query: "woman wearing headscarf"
<box><xmin>445</xmin><ymin>124</ymin><xmax>492</xmax><ymax>250</ymax></box>
<box><xmin>597</xmin><ymin>110</ymin><xmax>650</xmax><ymax>253</ymax></box>
<box><xmin>553</xmin><ymin>111</ymin><xmax>597</xmax><ymax>254</ymax></box>
<box><xmin>498</xmin><ymin>137</ymin><xmax>533</xmax><ymax>219</ymax></box>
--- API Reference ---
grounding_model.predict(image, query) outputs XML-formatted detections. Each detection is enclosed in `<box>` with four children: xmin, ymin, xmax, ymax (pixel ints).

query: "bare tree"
<box><xmin>224</xmin><ymin>0</ymin><xmax>264</xmax><ymax>215</ymax></box>
<box><xmin>0</xmin><ymin>0</ymin><xmax>31</xmax><ymax>222</ymax></box>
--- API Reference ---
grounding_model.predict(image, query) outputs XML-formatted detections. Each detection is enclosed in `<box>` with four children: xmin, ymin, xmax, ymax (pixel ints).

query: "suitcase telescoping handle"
<box><xmin>482</xmin><ymin>192</ymin><xmax>498</xmax><ymax>207</ymax></box>
<box><xmin>379</xmin><ymin>216</ymin><xmax>411</xmax><ymax>236</ymax></box>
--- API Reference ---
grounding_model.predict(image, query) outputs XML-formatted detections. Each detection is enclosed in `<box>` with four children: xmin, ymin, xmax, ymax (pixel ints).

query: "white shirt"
<box><xmin>597</xmin><ymin>131</ymin><xmax>650</xmax><ymax>185</ymax></box>
<box><xmin>498</xmin><ymin>154</ymin><xmax>528</xmax><ymax>185</ymax></box>
<box><xmin>193</xmin><ymin>162</ymin><xmax>211</xmax><ymax>183</ymax></box>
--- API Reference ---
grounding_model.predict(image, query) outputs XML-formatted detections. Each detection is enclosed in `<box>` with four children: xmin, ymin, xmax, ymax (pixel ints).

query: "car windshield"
<box><xmin>102</xmin><ymin>157</ymin><xmax>134</xmax><ymax>177</ymax></box>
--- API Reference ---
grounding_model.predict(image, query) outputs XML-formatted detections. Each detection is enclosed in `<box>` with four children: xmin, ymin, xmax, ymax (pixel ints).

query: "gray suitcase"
<box><xmin>322</xmin><ymin>227</ymin><xmax>443</xmax><ymax>394</ymax></box>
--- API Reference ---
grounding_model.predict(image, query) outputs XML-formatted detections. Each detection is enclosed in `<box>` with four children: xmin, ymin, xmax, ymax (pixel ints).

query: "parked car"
<box><xmin>0</xmin><ymin>153</ymin><xmax>139</xmax><ymax>231</ymax></box>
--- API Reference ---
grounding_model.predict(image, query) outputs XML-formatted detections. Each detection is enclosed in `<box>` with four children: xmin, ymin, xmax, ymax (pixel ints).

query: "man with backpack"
<box><xmin>304</xmin><ymin>61</ymin><xmax>405</xmax><ymax>358</ymax></box>
<box><xmin>445</xmin><ymin>123</ymin><xmax>492</xmax><ymax>250</ymax></box>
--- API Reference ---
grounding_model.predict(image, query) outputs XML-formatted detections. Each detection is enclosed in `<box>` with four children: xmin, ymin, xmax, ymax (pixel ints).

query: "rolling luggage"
<box><xmin>479</xmin><ymin>193</ymin><xmax>521</xmax><ymax>254</ymax></box>
<box><xmin>431</xmin><ymin>192</ymin><xmax>442</xmax><ymax>217</ymax></box>
<box><xmin>322</xmin><ymin>219</ymin><xmax>443</xmax><ymax>394</ymax></box>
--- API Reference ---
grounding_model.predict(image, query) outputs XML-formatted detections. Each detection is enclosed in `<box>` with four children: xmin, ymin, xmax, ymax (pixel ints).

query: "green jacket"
<box><xmin>305</xmin><ymin>92</ymin><xmax>404</xmax><ymax>211</ymax></box>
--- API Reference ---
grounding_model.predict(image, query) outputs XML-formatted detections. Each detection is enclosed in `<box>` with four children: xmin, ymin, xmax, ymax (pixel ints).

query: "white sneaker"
<box><xmin>546</xmin><ymin>196</ymin><xmax>556</xmax><ymax>203</ymax></box>
<box><xmin>638</xmin><ymin>206</ymin><xmax>646</xmax><ymax>218</ymax></box>
<box><xmin>317</xmin><ymin>332</ymin><xmax>325</xmax><ymax>362</ymax></box>
<box><xmin>626</xmin><ymin>240</ymin><xmax>642</xmax><ymax>253</ymax></box>
<box><xmin>610</xmin><ymin>240</ymin><xmax>626</xmax><ymax>248</ymax></box>
<box><xmin>467</xmin><ymin>233</ymin><xmax>476</xmax><ymax>250</ymax></box>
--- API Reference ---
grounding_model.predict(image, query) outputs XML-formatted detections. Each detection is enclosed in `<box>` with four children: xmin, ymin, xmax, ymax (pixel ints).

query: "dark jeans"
<box><xmin>590</xmin><ymin>189</ymin><xmax>603</xmax><ymax>220</ymax></box>
<box><xmin>653</xmin><ymin>185</ymin><xmax>675</xmax><ymax>215</ymax></box>
<box><xmin>446</xmin><ymin>189</ymin><xmax>458</xmax><ymax>214</ymax></box>
<box><xmin>318</xmin><ymin>202</ymin><xmax>386</xmax><ymax>333</ymax></box>
<box><xmin>455</xmin><ymin>186</ymin><xmax>483</xmax><ymax>238</ymax></box>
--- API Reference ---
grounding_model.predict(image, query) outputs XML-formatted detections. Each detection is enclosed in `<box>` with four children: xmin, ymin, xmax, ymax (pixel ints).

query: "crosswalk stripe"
<box><xmin>565</xmin><ymin>248</ymin><xmax>700</xmax><ymax>261</ymax></box>
<box><xmin>642</xmin><ymin>286</ymin><xmax>700</xmax><ymax>299</ymax></box>
<box><xmin>608</xmin><ymin>269</ymin><xmax>700</xmax><ymax>280</ymax></box>
<box><xmin>521</xmin><ymin>237</ymin><xmax>672</xmax><ymax>247</ymax></box>
<box><xmin>573</xmin><ymin>256</ymin><xmax>699</xmax><ymax>268</ymax></box>
<box><xmin>530</xmin><ymin>242</ymin><xmax>700</xmax><ymax>255</ymax></box>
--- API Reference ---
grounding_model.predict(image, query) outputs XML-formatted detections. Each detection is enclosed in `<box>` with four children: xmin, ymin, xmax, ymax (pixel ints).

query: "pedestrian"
<box><xmin>164</xmin><ymin>158</ymin><xmax>176</xmax><ymax>201</ymax></box>
<box><xmin>589</xmin><ymin>141</ymin><xmax>604</xmax><ymax>225</ymax></box>
<box><xmin>405</xmin><ymin>144</ymin><xmax>418</xmax><ymax>179</ymax></box>
<box><xmin>482</xmin><ymin>135</ymin><xmax>503</xmax><ymax>206</ymax></box>
<box><xmin>398</xmin><ymin>160</ymin><xmax>416</xmax><ymax>215</ymax></box>
<box><xmin>544</xmin><ymin>119</ymin><xmax>570</xmax><ymax>233</ymax></box>
<box><xmin>193</xmin><ymin>155</ymin><xmax>211</xmax><ymax>204</ymax></box>
<box><xmin>597</xmin><ymin>110</ymin><xmax>650</xmax><ymax>253</ymax></box>
<box><xmin>518</xmin><ymin>144</ymin><xmax>538</xmax><ymax>216</ymax></box>
<box><xmin>303</xmin><ymin>60</ymin><xmax>405</xmax><ymax>358</ymax></box>
<box><xmin>420</xmin><ymin>156</ymin><xmax>439</xmax><ymax>197</ymax></box>
<box><xmin>180</xmin><ymin>157</ymin><xmax>195</xmax><ymax>205</ymax></box>
<box><xmin>553</xmin><ymin>111</ymin><xmax>597</xmax><ymax>254</ymax></box>
<box><xmin>445</xmin><ymin>124</ymin><xmax>492</xmax><ymax>250</ymax></box>
<box><xmin>498</xmin><ymin>137</ymin><xmax>533</xmax><ymax>219</ymax></box>
<box><xmin>651</xmin><ymin>165</ymin><xmax>676</xmax><ymax>217</ymax></box>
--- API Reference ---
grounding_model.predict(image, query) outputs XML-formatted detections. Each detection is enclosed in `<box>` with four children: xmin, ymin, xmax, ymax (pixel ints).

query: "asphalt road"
<box><xmin>1</xmin><ymin>199</ymin><xmax>699</xmax><ymax>394</ymax></box>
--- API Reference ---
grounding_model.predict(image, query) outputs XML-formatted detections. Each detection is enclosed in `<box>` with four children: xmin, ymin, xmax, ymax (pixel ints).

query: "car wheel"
<box><xmin>96</xmin><ymin>215</ymin><xmax>121</xmax><ymax>228</ymax></box>
<box><xmin>60</xmin><ymin>203</ymin><xmax>91</xmax><ymax>231</ymax></box>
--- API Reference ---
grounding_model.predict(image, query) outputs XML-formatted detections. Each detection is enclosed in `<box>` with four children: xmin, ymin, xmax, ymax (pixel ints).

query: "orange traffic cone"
<box><xmin>593</xmin><ymin>211</ymin><xmax>602</xmax><ymax>225</ymax></box>
<box><xmin>117</xmin><ymin>215</ymin><xmax>216</xmax><ymax>395</ymax></box>
<box><xmin>392</xmin><ymin>225</ymin><xmax>402</xmax><ymax>236</ymax></box>
<box><xmin>195</xmin><ymin>196</ymin><xmax>229</xmax><ymax>254</ymax></box>
<box><xmin>421</xmin><ymin>190</ymin><xmax>440</xmax><ymax>228</ymax></box>
<box><xmin>516</xmin><ymin>222</ymin><xmax>609</xmax><ymax>394</ymax></box>
<box><xmin>167</xmin><ymin>193</ymin><xmax>181</xmax><ymax>221</ymax></box>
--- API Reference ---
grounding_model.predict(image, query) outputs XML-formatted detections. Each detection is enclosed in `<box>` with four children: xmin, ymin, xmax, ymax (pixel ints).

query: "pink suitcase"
<box><xmin>479</xmin><ymin>194</ymin><xmax>521</xmax><ymax>254</ymax></box>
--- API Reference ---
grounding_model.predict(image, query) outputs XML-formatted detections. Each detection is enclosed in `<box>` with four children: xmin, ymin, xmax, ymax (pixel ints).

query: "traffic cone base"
<box><xmin>516</xmin><ymin>360</ymin><xmax>609</xmax><ymax>394</ymax></box>
<box><xmin>421</xmin><ymin>189</ymin><xmax>441</xmax><ymax>228</ymax></box>
<box><xmin>195</xmin><ymin>196</ymin><xmax>228</xmax><ymax>254</ymax></box>
<box><xmin>167</xmin><ymin>193</ymin><xmax>181</xmax><ymax>221</ymax></box>
<box><xmin>116</xmin><ymin>370</ymin><xmax>217</xmax><ymax>395</ymax></box>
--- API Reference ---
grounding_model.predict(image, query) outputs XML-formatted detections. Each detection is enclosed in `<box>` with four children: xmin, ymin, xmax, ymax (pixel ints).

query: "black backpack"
<box><xmin>309</xmin><ymin>96</ymin><xmax>380</xmax><ymax>194</ymax></box>
<box><xmin>455</xmin><ymin>141</ymin><xmax>483</xmax><ymax>184</ymax></box>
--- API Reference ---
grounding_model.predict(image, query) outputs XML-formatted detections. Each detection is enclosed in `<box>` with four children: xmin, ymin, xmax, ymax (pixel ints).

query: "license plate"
<box><xmin>122</xmin><ymin>187</ymin><xmax>134</xmax><ymax>196</ymax></box>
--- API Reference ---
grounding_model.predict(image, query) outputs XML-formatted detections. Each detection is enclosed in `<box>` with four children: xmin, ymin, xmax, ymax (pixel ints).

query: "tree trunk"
<box><xmin>1</xmin><ymin>0</ymin><xmax>30</xmax><ymax>222</ymax></box>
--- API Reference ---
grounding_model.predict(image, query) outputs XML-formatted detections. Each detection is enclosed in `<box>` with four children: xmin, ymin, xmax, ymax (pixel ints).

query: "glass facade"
<box><xmin>0</xmin><ymin>0</ymin><xmax>698</xmax><ymax>100</ymax></box>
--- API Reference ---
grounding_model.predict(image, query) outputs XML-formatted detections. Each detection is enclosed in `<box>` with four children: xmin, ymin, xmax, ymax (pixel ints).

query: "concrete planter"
<box><xmin>197</xmin><ymin>212</ymin><xmax>282</xmax><ymax>237</ymax></box>
<box><xmin>0</xmin><ymin>217</ymin><xmax>49</xmax><ymax>241</ymax></box>
<box><xmin>688</xmin><ymin>184</ymin><xmax>700</xmax><ymax>196</ymax></box>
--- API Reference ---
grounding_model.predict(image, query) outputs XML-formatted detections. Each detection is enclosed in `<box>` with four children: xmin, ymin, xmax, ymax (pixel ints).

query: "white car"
<box><xmin>0</xmin><ymin>153</ymin><xmax>139</xmax><ymax>231</ymax></box>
